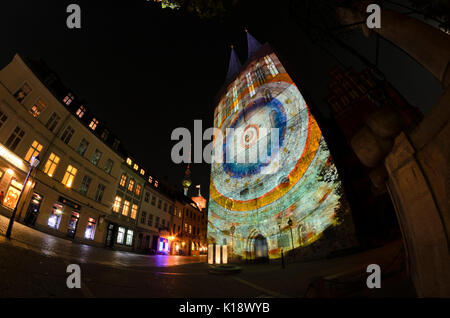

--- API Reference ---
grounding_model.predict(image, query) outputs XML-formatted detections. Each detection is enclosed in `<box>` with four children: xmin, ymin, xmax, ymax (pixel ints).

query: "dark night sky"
<box><xmin>0</xmin><ymin>0</ymin><xmax>443</xmax><ymax>199</ymax></box>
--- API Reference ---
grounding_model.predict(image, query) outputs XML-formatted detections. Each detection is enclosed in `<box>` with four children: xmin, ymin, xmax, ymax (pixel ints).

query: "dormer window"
<box><xmin>140</xmin><ymin>169</ymin><xmax>145</xmax><ymax>176</ymax></box>
<box><xmin>133</xmin><ymin>164</ymin><xmax>139</xmax><ymax>171</ymax></box>
<box><xmin>126</xmin><ymin>158</ymin><xmax>132</xmax><ymax>165</ymax></box>
<box><xmin>76</xmin><ymin>106</ymin><xmax>86</xmax><ymax>118</ymax></box>
<box><xmin>89</xmin><ymin>118</ymin><xmax>98</xmax><ymax>130</ymax></box>
<box><xmin>154</xmin><ymin>181</ymin><xmax>159</xmax><ymax>188</ymax></box>
<box><xmin>148</xmin><ymin>176</ymin><xmax>153</xmax><ymax>184</ymax></box>
<box><xmin>101</xmin><ymin>129</ymin><xmax>109</xmax><ymax>141</ymax></box>
<box><xmin>112</xmin><ymin>138</ymin><xmax>120</xmax><ymax>150</ymax></box>
<box><xmin>63</xmin><ymin>93</ymin><xmax>74</xmax><ymax>106</ymax></box>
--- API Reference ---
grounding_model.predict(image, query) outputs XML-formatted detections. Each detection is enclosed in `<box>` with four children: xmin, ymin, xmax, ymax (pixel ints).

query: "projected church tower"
<box><xmin>208</xmin><ymin>32</ymin><xmax>354</xmax><ymax>260</ymax></box>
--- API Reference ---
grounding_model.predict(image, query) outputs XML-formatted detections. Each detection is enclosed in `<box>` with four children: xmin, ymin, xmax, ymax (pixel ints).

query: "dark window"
<box><xmin>90</xmin><ymin>149</ymin><xmax>102</xmax><ymax>166</ymax></box>
<box><xmin>0</xmin><ymin>110</ymin><xmax>8</xmax><ymax>129</ymax></box>
<box><xmin>79</xmin><ymin>175</ymin><xmax>92</xmax><ymax>196</ymax></box>
<box><xmin>148</xmin><ymin>214</ymin><xmax>153</xmax><ymax>227</ymax></box>
<box><xmin>94</xmin><ymin>184</ymin><xmax>105</xmax><ymax>202</ymax></box>
<box><xmin>76</xmin><ymin>138</ymin><xmax>89</xmax><ymax>156</ymax></box>
<box><xmin>45</xmin><ymin>112</ymin><xmax>61</xmax><ymax>132</ymax></box>
<box><xmin>141</xmin><ymin>211</ymin><xmax>147</xmax><ymax>224</ymax></box>
<box><xmin>144</xmin><ymin>192</ymin><xmax>150</xmax><ymax>203</ymax></box>
<box><xmin>5</xmin><ymin>126</ymin><xmax>25</xmax><ymax>151</ymax></box>
<box><xmin>61</xmin><ymin>126</ymin><xmax>75</xmax><ymax>144</ymax></box>
<box><xmin>104</xmin><ymin>159</ymin><xmax>114</xmax><ymax>174</ymax></box>
<box><xmin>157</xmin><ymin>199</ymin><xmax>162</xmax><ymax>209</ymax></box>
<box><xmin>151</xmin><ymin>196</ymin><xmax>156</xmax><ymax>206</ymax></box>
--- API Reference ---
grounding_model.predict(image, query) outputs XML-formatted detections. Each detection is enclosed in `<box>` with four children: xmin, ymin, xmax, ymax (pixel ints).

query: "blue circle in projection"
<box><xmin>222</xmin><ymin>97</ymin><xmax>287</xmax><ymax>179</ymax></box>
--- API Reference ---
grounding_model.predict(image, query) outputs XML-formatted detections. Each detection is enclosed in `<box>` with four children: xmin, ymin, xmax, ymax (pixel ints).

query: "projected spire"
<box><xmin>226</xmin><ymin>45</ymin><xmax>242</xmax><ymax>82</ymax></box>
<box><xmin>246</xmin><ymin>29</ymin><xmax>262</xmax><ymax>59</ymax></box>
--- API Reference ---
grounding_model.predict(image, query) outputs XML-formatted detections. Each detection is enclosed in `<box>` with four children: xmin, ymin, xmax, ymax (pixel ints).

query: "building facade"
<box><xmin>0</xmin><ymin>54</ymin><xmax>124</xmax><ymax>246</ymax></box>
<box><xmin>208</xmin><ymin>35</ymin><xmax>356</xmax><ymax>261</ymax></box>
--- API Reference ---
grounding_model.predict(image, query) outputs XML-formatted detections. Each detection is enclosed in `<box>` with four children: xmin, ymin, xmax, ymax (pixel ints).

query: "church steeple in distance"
<box><xmin>182</xmin><ymin>163</ymin><xmax>192</xmax><ymax>196</ymax></box>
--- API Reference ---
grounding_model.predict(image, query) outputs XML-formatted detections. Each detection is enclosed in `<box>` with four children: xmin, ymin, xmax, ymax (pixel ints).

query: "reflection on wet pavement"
<box><xmin>0</xmin><ymin>215</ymin><xmax>205</xmax><ymax>268</ymax></box>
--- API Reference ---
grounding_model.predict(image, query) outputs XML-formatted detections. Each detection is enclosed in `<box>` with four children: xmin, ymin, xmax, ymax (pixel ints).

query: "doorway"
<box><xmin>24</xmin><ymin>192</ymin><xmax>43</xmax><ymax>226</ymax></box>
<box><xmin>254</xmin><ymin>234</ymin><xmax>269</xmax><ymax>260</ymax></box>
<box><xmin>105</xmin><ymin>223</ymin><xmax>117</xmax><ymax>247</ymax></box>
<box><xmin>67</xmin><ymin>211</ymin><xmax>80</xmax><ymax>239</ymax></box>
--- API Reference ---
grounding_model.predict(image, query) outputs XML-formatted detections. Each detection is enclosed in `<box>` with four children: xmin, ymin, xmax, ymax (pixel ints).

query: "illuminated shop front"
<box><xmin>47</xmin><ymin>203</ymin><xmax>63</xmax><ymax>229</ymax></box>
<box><xmin>0</xmin><ymin>143</ymin><xmax>29</xmax><ymax>213</ymax></box>
<box><xmin>158</xmin><ymin>237</ymin><xmax>170</xmax><ymax>254</ymax></box>
<box><xmin>84</xmin><ymin>217</ymin><xmax>97</xmax><ymax>240</ymax></box>
<box><xmin>208</xmin><ymin>43</ymin><xmax>352</xmax><ymax>260</ymax></box>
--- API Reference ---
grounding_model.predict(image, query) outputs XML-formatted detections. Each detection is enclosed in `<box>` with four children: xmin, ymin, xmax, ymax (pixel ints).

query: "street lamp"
<box><xmin>6</xmin><ymin>155</ymin><xmax>40</xmax><ymax>239</ymax></box>
<box><xmin>288</xmin><ymin>218</ymin><xmax>295</xmax><ymax>259</ymax></box>
<box><xmin>276</xmin><ymin>215</ymin><xmax>285</xmax><ymax>269</ymax></box>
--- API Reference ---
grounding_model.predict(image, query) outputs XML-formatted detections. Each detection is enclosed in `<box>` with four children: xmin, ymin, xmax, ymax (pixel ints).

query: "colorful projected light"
<box><xmin>208</xmin><ymin>46</ymin><xmax>347</xmax><ymax>260</ymax></box>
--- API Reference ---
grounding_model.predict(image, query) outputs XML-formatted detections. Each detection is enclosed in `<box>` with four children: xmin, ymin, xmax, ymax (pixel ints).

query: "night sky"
<box><xmin>0</xmin><ymin>0</ymin><xmax>443</xmax><ymax>200</ymax></box>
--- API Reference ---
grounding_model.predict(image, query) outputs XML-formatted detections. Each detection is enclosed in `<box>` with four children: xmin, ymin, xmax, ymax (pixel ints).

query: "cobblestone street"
<box><xmin>0</xmin><ymin>215</ymin><xmax>416</xmax><ymax>298</ymax></box>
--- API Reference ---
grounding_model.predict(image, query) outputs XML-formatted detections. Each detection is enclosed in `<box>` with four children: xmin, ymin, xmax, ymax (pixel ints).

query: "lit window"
<box><xmin>117</xmin><ymin>227</ymin><xmax>125</xmax><ymax>244</ymax></box>
<box><xmin>154</xmin><ymin>181</ymin><xmax>159</xmax><ymax>188</ymax></box>
<box><xmin>29</xmin><ymin>99</ymin><xmax>47</xmax><ymax>118</ymax></box>
<box><xmin>122</xmin><ymin>200</ymin><xmax>130</xmax><ymax>216</ymax></box>
<box><xmin>148</xmin><ymin>176</ymin><xmax>153</xmax><ymax>184</ymax></box>
<box><xmin>62</xmin><ymin>165</ymin><xmax>78</xmax><ymax>188</ymax></box>
<box><xmin>90</xmin><ymin>149</ymin><xmax>102</xmax><ymax>166</ymax></box>
<box><xmin>189</xmin><ymin>224</ymin><xmax>192</xmax><ymax>234</ymax></box>
<box><xmin>24</xmin><ymin>140</ymin><xmax>43</xmax><ymax>163</ymax></box>
<box><xmin>76</xmin><ymin>106</ymin><xmax>86</xmax><ymax>118</ymax></box>
<box><xmin>135</xmin><ymin>184</ymin><xmax>141</xmax><ymax>196</ymax></box>
<box><xmin>45</xmin><ymin>112</ymin><xmax>61</xmax><ymax>132</ymax></box>
<box><xmin>113</xmin><ymin>196</ymin><xmax>122</xmax><ymax>212</ymax></box>
<box><xmin>14</xmin><ymin>83</ymin><xmax>32</xmax><ymax>103</ymax></box>
<box><xmin>5</xmin><ymin>126</ymin><xmax>25</xmax><ymax>151</ymax></box>
<box><xmin>128</xmin><ymin>179</ymin><xmax>135</xmax><ymax>192</ymax></box>
<box><xmin>104</xmin><ymin>159</ymin><xmax>114</xmax><ymax>174</ymax></box>
<box><xmin>89</xmin><ymin>118</ymin><xmax>98</xmax><ymax>130</ymax></box>
<box><xmin>60</xmin><ymin>126</ymin><xmax>75</xmax><ymax>144</ymax></box>
<box><xmin>119</xmin><ymin>173</ymin><xmax>127</xmax><ymax>187</ymax></box>
<box><xmin>62</xmin><ymin>93</ymin><xmax>74</xmax><ymax>106</ymax></box>
<box><xmin>126</xmin><ymin>158</ymin><xmax>132</xmax><ymax>165</ymax></box>
<box><xmin>131</xmin><ymin>204</ymin><xmax>138</xmax><ymax>219</ymax></box>
<box><xmin>133</xmin><ymin>164</ymin><xmax>138</xmax><ymax>171</ymax></box>
<box><xmin>264</xmin><ymin>55</ymin><xmax>279</xmax><ymax>77</ymax></box>
<box><xmin>76</xmin><ymin>138</ymin><xmax>89</xmax><ymax>156</ymax></box>
<box><xmin>126</xmin><ymin>230</ymin><xmax>134</xmax><ymax>246</ymax></box>
<box><xmin>140</xmin><ymin>169</ymin><xmax>145</xmax><ymax>175</ymax></box>
<box><xmin>43</xmin><ymin>153</ymin><xmax>60</xmax><ymax>177</ymax></box>
<box><xmin>246</xmin><ymin>72</ymin><xmax>255</xmax><ymax>97</ymax></box>
<box><xmin>95</xmin><ymin>184</ymin><xmax>105</xmax><ymax>202</ymax></box>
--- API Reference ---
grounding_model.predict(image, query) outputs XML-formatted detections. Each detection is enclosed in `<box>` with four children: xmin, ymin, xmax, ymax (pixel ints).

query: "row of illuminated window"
<box><xmin>119</xmin><ymin>173</ymin><xmax>142</xmax><ymax>197</ymax></box>
<box><xmin>0</xmin><ymin>127</ymin><xmax>107</xmax><ymax>202</ymax></box>
<box><xmin>47</xmin><ymin>205</ymin><xmax>98</xmax><ymax>241</ymax></box>
<box><xmin>1</xmin><ymin>113</ymin><xmax>115</xmax><ymax>177</ymax></box>
<box><xmin>184</xmin><ymin>222</ymin><xmax>200</xmax><ymax>236</ymax></box>
<box><xmin>112</xmin><ymin>195</ymin><xmax>138</xmax><ymax>219</ymax></box>
<box><xmin>126</xmin><ymin>157</ymin><xmax>159</xmax><ymax>188</ymax></box>
<box><xmin>13</xmin><ymin>82</ymin><xmax>120</xmax><ymax>151</ymax></box>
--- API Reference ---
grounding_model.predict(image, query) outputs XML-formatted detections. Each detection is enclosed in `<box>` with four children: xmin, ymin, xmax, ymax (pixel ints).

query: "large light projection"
<box><xmin>208</xmin><ymin>48</ymin><xmax>348</xmax><ymax>260</ymax></box>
